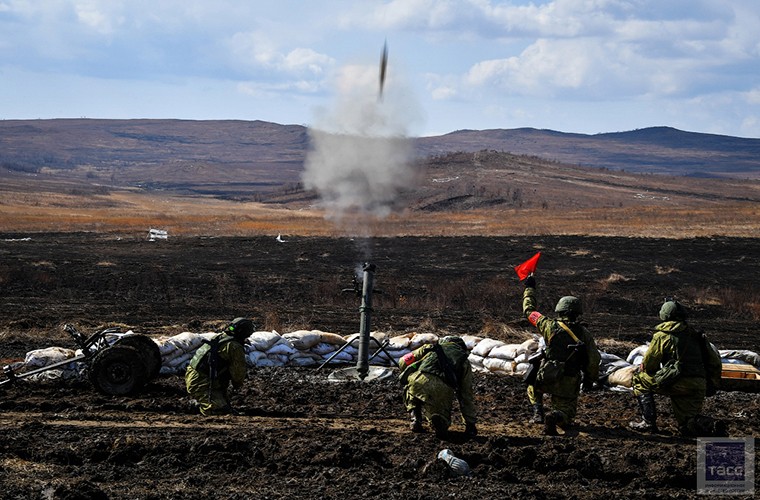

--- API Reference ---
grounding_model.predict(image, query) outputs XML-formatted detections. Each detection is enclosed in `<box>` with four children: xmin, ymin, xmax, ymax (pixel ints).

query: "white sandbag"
<box><xmin>409</xmin><ymin>333</ymin><xmax>438</xmax><ymax>350</ymax></box>
<box><xmin>520</xmin><ymin>338</ymin><xmax>539</xmax><ymax>354</ymax></box>
<box><xmin>626</xmin><ymin>344</ymin><xmax>649</xmax><ymax>364</ymax></box>
<box><xmin>311</xmin><ymin>342</ymin><xmax>338</xmax><ymax>356</ymax></box>
<box><xmin>468</xmin><ymin>353</ymin><xmax>487</xmax><ymax>373</ymax></box>
<box><xmin>483</xmin><ymin>357</ymin><xmax>516</xmax><ymax>375</ymax></box>
<box><xmin>167</xmin><ymin>352</ymin><xmax>194</xmax><ymax>368</ymax></box>
<box><xmin>283</xmin><ymin>330</ymin><xmax>323</xmax><ymax>350</ymax></box>
<box><xmin>254</xmin><ymin>357</ymin><xmax>278</xmax><ymax>367</ymax></box>
<box><xmin>488</xmin><ymin>343</ymin><xmax>525</xmax><ymax>361</ymax></box>
<box><xmin>472</xmin><ymin>338</ymin><xmax>505</xmax><ymax>358</ymax></box>
<box><xmin>24</xmin><ymin>347</ymin><xmax>77</xmax><ymax>369</ymax></box>
<box><xmin>461</xmin><ymin>335</ymin><xmax>482</xmax><ymax>350</ymax></box>
<box><xmin>514</xmin><ymin>352</ymin><xmax>529</xmax><ymax>364</ymax></box>
<box><xmin>266</xmin><ymin>338</ymin><xmax>296</xmax><ymax>356</ymax></box>
<box><xmin>288</xmin><ymin>356</ymin><xmax>319</xmax><ymax>367</ymax></box>
<box><xmin>247</xmin><ymin>330</ymin><xmax>282</xmax><ymax>351</ymax></box>
<box><xmin>345</xmin><ymin>331</ymin><xmax>389</xmax><ymax>346</ymax></box>
<box><xmin>266</xmin><ymin>353</ymin><xmax>289</xmax><ymax>366</ymax></box>
<box><xmin>601</xmin><ymin>359</ymin><xmax>632</xmax><ymax>376</ymax></box>
<box><xmin>388</xmin><ymin>333</ymin><xmax>414</xmax><ymax>349</ymax></box>
<box><xmin>719</xmin><ymin>349</ymin><xmax>760</xmax><ymax>369</ymax></box>
<box><xmin>319</xmin><ymin>332</ymin><xmax>347</xmax><ymax>346</ymax></box>
<box><xmin>163</xmin><ymin>332</ymin><xmax>204</xmax><ymax>353</ymax></box>
<box><xmin>514</xmin><ymin>362</ymin><xmax>530</xmax><ymax>376</ymax></box>
<box><xmin>322</xmin><ymin>350</ymin><xmax>354</xmax><ymax>362</ymax></box>
<box><xmin>246</xmin><ymin>350</ymin><xmax>267</xmax><ymax>365</ymax></box>
<box><xmin>600</xmin><ymin>351</ymin><xmax>625</xmax><ymax>363</ymax></box>
<box><xmin>608</xmin><ymin>365</ymin><xmax>638</xmax><ymax>388</ymax></box>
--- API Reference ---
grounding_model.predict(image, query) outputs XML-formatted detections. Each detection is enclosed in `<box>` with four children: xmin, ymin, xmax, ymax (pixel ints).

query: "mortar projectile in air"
<box><xmin>379</xmin><ymin>40</ymin><xmax>388</xmax><ymax>99</ymax></box>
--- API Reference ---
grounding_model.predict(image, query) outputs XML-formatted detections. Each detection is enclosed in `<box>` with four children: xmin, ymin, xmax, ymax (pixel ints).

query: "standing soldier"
<box><xmin>185</xmin><ymin>317</ymin><xmax>254</xmax><ymax>416</ymax></box>
<box><xmin>522</xmin><ymin>275</ymin><xmax>601</xmax><ymax>435</ymax></box>
<box><xmin>399</xmin><ymin>335</ymin><xmax>477</xmax><ymax>439</ymax></box>
<box><xmin>629</xmin><ymin>299</ymin><xmax>725</xmax><ymax>436</ymax></box>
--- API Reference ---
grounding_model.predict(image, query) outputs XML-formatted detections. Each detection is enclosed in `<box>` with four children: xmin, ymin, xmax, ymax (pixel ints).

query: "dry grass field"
<box><xmin>1</xmin><ymin>187</ymin><xmax>759</xmax><ymax>239</ymax></box>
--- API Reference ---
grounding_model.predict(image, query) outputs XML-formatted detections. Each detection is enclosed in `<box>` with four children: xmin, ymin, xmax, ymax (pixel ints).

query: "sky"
<box><xmin>2</xmin><ymin>0</ymin><xmax>760</xmax><ymax>138</ymax></box>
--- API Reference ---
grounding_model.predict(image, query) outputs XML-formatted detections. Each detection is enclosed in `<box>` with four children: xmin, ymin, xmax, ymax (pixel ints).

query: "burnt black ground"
<box><xmin>1</xmin><ymin>234</ymin><xmax>758</xmax><ymax>499</ymax></box>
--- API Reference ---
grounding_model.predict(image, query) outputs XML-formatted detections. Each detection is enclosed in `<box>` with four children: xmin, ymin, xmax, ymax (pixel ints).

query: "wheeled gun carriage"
<box><xmin>1</xmin><ymin>324</ymin><xmax>162</xmax><ymax>396</ymax></box>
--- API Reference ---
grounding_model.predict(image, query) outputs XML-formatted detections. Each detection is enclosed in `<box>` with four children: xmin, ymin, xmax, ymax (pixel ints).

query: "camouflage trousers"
<box><xmin>403</xmin><ymin>371</ymin><xmax>457</xmax><ymax>429</ymax></box>
<box><xmin>632</xmin><ymin>373</ymin><xmax>706</xmax><ymax>427</ymax></box>
<box><xmin>185</xmin><ymin>366</ymin><xmax>232</xmax><ymax>416</ymax></box>
<box><xmin>527</xmin><ymin>374</ymin><xmax>581</xmax><ymax>426</ymax></box>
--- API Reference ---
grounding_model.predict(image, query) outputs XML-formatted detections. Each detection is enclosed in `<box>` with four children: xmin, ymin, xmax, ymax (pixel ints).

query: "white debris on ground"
<box><xmin>8</xmin><ymin>330</ymin><xmax>760</xmax><ymax>390</ymax></box>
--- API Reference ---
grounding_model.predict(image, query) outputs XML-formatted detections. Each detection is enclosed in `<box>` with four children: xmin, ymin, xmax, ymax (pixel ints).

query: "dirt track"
<box><xmin>1</xmin><ymin>234</ymin><xmax>759</xmax><ymax>499</ymax></box>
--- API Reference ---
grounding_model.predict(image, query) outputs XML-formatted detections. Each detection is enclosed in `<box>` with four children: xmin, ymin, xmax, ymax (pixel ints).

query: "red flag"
<box><xmin>514</xmin><ymin>252</ymin><xmax>541</xmax><ymax>280</ymax></box>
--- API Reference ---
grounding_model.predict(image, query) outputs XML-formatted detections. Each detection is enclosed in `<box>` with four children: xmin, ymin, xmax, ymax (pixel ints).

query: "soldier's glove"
<box><xmin>523</xmin><ymin>275</ymin><xmax>536</xmax><ymax>289</ymax></box>
<box><xmin>464</xmin><ymin>422</ymin><xmax>478</xmax><ymax>437</ymax></box>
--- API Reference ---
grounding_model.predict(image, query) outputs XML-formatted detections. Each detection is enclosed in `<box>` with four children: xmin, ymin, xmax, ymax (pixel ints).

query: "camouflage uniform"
<box><xmin>185</xmin><ymin>332</ymin><xmax>248</xmax><ymax>416</ymax></box>
<box><xmin>631</xmin><ymin>317</ymin><xmax>722</xmax><ymax>435</ymax></box>
<box><xmin>523</xmin><ymin>285</ymin><xmax>601</xmax><ymax>431</ymax></box>
<box><xmin>400</xmin><ymin>338</ymin><xmax>477</xmax><ymax>437</ymax></box>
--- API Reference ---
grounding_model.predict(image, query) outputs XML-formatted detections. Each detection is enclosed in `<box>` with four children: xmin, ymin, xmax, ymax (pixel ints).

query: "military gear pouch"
<box><xmin>652</xmin><ymin>358</ymin><xmax>681</xmax><ymax>388</ymax></box>
<box><xmin>536</xmin><ymin>359</ymin><xmax>565</xmax><ymax>386</ymax></box>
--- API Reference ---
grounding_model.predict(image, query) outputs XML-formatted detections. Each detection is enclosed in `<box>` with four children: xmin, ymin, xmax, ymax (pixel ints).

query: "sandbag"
<box><xmin>472</xmin><ymin>338</ymin><xmax>505</xmax><ymax>358</ymax></box>
<box><xmin>311</xmin><ymin>342</ymin><xmax>338</xmax><ymax>356</ymax></box>
<box><xmin>461</xmin><ymin>335</ymin><xmax>482</xmax><ymax>350</ymax></box>
<box><xmin>283</xmin><ymin>330</ymin><xmax>323</xmax><ymax>350</ymax></box>
<box><xmin>388</xmin><ymin>333</ymin><xmax>414</xmax><ymax>349</ymax></box>
<box><xmin>489</xmin><ymin>343</ymin><xmax>525</xmax><ymax>361</ymax></box>
<box><xmin>608</xmin><ymin>365</ymin><xmax>638</xmax><ymax>388</ymax></box>
<box><xmin>266</xmin><ymin>338</ymin><xmax>296</xmax><ymax>356</ymax></box>
<box><xmin>520</xmin><ymin>337</ymin><xmax>539</xmax><ymax>354</ymax></box>
<box><xmin>626</xmin><ymin>344</ymin><xmax>649</xmax><ymax>364</ymax></box>
<box><xmin>24</xmin><ymin>347</ymin><xmax>76</xmax><ymax>369</ymax></box>
<box><xmin>467</xmin><ymin>353</ymin><xmax>487</xmax><ymax>373</ymax></box>
<box><xmin>409</xmin><ymin>333</ymin><xmax>438</xmax><ymax>350</ymax></box>
<box><xmin>248</xmin><ymin>331</ymin><xmax>282</xmax><ymax>351</ymax></box>
<box><xmin>319</xmin><ymin>332</ymin><xmax>347</xmax><ymax>346</ymax></box>
<box><xmin>483</xmin><ymin>357</ymin><xmax>516</xmax><ymax>375</ymax></box>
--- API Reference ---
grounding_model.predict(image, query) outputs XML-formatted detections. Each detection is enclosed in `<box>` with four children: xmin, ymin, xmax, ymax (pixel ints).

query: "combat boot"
<box><xmin>629</xmin><ymin>393</ymin><xmax>658</xmax><ymax>432</ymax></box>
<box><xmin>544</xmin><ymin>410</ymin><xmax>561</xmax><ymax>436</ymax></box>
<box><xmin>431</xmin><ymin>415</ymin><xmax>448</xmax><ymax>439</ymax></box>
<box><xmin>530</xmin><ymin>404</ymin><xmax>545</xmax><ymax>424</ymax></box>
<box><xmin>409</xmin><ymin>405</ymin><xmax>424</xmax><ymax>433</ymax></box>
<box><xmin>683</xmin><ymin>415</ymin><xmax>728</xmax><ymax>437</ymax></box>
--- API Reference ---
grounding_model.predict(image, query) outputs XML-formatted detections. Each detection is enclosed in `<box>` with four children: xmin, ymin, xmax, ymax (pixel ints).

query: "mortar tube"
<box><xmin>356</xmin><ymin>263</ymin><xmax>376</xmax><ymax>380</ymax></box>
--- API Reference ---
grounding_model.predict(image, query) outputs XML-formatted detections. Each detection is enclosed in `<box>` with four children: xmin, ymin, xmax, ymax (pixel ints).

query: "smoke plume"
<box><xmin>302</xmin><ymin>57</ymin><xmax>422</xmax><ymax>229</ymax></box>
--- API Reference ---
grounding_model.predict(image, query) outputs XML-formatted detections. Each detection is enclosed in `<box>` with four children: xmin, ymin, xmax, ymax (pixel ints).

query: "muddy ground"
<box><xmin>0</xmin><ymin>234</ymin><xmax>758</xmax><ymax>499</ymax></box>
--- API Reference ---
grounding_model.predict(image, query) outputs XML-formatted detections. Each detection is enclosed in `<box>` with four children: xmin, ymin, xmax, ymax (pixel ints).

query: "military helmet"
<box><xmin>659</xmin><ymin>300</ymin><xmax>687</xmax><ymax>321</ymax></box>
<box><xmin>227</xmin><ymin>317</ymin><xmax>255</xmax><ymax>339</ymax></box>
<box><xmin>440</xmin><ymin>335</ymin><xmax>467</xmax><ymax>351</ymax></box>
<box><xmin>555</xmin><ymin>296</ymin><xmax>582</xmax><ymax>317</ymax></box>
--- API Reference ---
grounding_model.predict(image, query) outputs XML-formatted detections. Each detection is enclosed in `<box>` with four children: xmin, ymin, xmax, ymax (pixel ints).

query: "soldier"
<box><xmin>629</xmin><ymin>299</ymin><xmax>725</xmax><ymax>436</ymax></box>
<box><xmin>522</xmin><ymin>275</ymin><xmax>601</xmax><ymax>435</ymax></box>
<box><xmin>399</xmin><ymin>335</ymin><xmax>477</xmax><ymax>439</ymax></box>
<box><xmin>185</xmin><ymin>317</ymin><xmax>254</xmax><ymax>416</ymax></box>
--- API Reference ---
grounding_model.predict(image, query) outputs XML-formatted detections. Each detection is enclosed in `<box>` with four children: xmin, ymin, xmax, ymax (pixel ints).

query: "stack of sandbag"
<box><xmin>157</xmin><ymin>332</ymin><xmax>216</xmax><ymax>374</ymax></box>
<box><xmin>245</xmin><ymin>329</ymin><xmax>350</xmax><ymax>367</ymax></box>
<box><xmin>467</xmin><ymin>336</ymin><xmax>539</xmax><ymax>376</ymax></box>
<box><xmin>21</xmin><ymin>346</ymin><xmax>85</xmax><ymax>382</ymax></box>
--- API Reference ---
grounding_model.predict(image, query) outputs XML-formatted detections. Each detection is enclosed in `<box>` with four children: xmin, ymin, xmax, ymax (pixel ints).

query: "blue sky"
<box><xmin>2</xmin><ymin>0</ymin><xmax>760</xmax><ymax>138</ymax></box>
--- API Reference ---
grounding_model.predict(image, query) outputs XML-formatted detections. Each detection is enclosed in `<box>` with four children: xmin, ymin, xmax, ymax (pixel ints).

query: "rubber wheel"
<box><xmin>115</xmin><ymin>334</ymin><xmax>162</xmax><ymax>381</ymax></box>
<box><xmin>89</xmin><ymin>345</ymin><xmax>147</xmax><ymax>396</ymax></box>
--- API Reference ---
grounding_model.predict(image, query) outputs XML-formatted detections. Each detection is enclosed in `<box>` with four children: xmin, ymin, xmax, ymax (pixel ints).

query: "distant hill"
<box><xmin>416</xmin><ymin>126</ymin><xmax>760</xmax><ymax>178</ymax></box>
<box><xmin>2</xmin><ymin>119</ymin><xmax>760</xmax><ymax>215</ymax></box>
